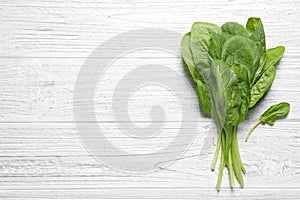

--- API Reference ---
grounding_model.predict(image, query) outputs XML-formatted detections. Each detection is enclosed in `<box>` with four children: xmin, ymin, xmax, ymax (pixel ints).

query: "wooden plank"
<box><xmin>0</xmin><ymin>122</ymin><xmax>298</xmax><ymax>189</ymax></box>
<box><xmin>0</xmin><ymin>188</ymin><xmax>300</xmax><ymax>200</ymax></box>
<box><xmin>0</xmin><ymin>57</ymin><xmax>298</xmax><ymax>122</ymax></box>
<box><xmin>0</xmin><ymin>0</ymin><xmax>299</xmax><ymax>58</ymax></box>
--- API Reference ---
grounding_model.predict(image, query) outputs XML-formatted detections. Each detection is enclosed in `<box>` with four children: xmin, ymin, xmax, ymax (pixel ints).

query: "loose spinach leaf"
<box><xmin>260</xmin><ymin>102</ymin><xmax>290</xmax><ymax>125</ymax></box>
<box><xmin>245</xmin><ymin>102</ymin><xmax>290</xmax><ymax>141</ymax></box>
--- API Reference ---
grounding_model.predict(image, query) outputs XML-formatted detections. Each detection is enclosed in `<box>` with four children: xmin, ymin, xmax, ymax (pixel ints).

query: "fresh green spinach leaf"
<box><xmin>181</xmin><ymin>32</ymin><xmax>211</xmax><ymax>114</ymax></box>
<box><xmin>245</xmin><ymin>102</ymin><xmax>290</xmax><ymax>141</ymax></box>
<box><xmin>249</xmin><ymin>65</ymin><xmax>276</xmax><ymax>108</ymax></box>
<box><xmin>221</xmin><ymin>22</ymin><xmax>249</xmax><ymax>38</ymax></box>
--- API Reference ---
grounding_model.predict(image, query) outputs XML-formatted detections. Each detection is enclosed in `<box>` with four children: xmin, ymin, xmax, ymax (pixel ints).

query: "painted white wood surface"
<box><xmin>0</xmin><ymin>0</ymin><xmax>300</xmax><ymax>199</ymax></box>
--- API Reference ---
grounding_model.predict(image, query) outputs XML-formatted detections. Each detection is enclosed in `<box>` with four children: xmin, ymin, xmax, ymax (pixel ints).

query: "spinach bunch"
<box><xmin>181</xmin><ymin>17</ymin><xmax>289</xmax><ymax>191</ymax></box>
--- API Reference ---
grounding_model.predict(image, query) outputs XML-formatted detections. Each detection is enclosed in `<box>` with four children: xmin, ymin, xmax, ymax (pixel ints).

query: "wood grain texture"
<box><xmin>1</xmin><ymin>189</ymin><xmax>300</xmax><ymax>200</ymax></box>
<box><xmin>0</xmin><ymin>57</ymin><xmax>298</xmax><ymax>122</ymax></box>
<box><xmin>0</xmin><ymin>0</ymin><xmax>300</xmax><ymax>199</ymax></box>
<box><xmin>0</xmin><ymin>122</ymin><xmax>299</xmax><ymax>187</ymax></box>
<box><xmin>0</xmin><ymin>0</ymin><xmax>300</xmax><ymax>58</ymax></box>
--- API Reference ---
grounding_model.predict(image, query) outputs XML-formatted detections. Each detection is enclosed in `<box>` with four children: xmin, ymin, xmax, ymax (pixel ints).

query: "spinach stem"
<box><xmin>211</xmin><ymin>135</ymin><xmax>221</xmax><ymax>171</ymax></box>
<box><xmin>216</xmin><ymin>150</ymin><xmax>225</xmax><ymax>192</ymax></box>
<box><xmin>228</xmin><ymin>148</ymin><xmax>235</xmax><ymax>188</ymax></box>
<box><xmin>233</xmin><ymin>127</ymin><xmax>246</xmax><ymax>174</ymax></box>
<box><xmin>232</xmin><ymin>148</ymin><xmax>244</xmax><ymax>187</ymax></box>
<box><xmin>245</xmin><ymin>120</ymin><xmax>261</xmax><ymax>142</ymax></box>
<box><xmin>223</xmin><ymin>126</ymin><xmax>231</xmax><ymax>163</ymax></box>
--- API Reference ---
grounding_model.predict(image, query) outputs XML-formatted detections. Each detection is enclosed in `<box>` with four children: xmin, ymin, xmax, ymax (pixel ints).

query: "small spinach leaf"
<box><xmin>245</xmin><ymin>102</ymin><xmax>290</xmax><ymax>141</ymax></box>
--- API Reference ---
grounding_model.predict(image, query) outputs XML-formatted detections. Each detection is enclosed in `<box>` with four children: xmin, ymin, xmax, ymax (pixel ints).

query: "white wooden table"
<box><xmin>0</xmin><ymin>0</ymin><xmax>299</xmax><ymax>199</ymax></box>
